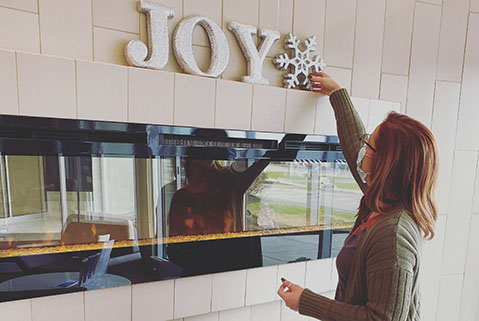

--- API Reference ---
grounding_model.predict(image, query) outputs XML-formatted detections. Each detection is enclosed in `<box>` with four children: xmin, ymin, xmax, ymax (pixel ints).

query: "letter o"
<box><xmin>173</xmin><ymin>16</ymin><xmax>229</xmax><ymax>78</ymax></box>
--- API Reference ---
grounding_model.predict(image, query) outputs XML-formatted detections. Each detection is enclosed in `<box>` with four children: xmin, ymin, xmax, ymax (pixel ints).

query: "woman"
<box><xmin>277</xmin><ymin>72</ymin><xmax>438</xmax><ymax>321</ymax></box>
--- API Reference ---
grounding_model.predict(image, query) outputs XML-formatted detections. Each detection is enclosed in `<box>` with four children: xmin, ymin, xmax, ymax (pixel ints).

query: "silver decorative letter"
<box><xmin>173</xmin><ymin>16</ymin><xmax>229</xmax><ymax>78</ymax></box>
<box><xmin>125</xmin><ymin>1</ymin><xmax>174</xmax><ymax>70</ymax></box>
<box><xmin>228</xmin><ymin>21</ymin><xmax>280</xmax><ymax>85</ymax></box>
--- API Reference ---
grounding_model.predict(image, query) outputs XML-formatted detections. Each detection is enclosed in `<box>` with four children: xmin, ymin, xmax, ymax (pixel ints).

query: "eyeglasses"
<box><xmin>360</xmin><ymin>134</ymin><xmax>376</xmax><ymax>152</ymax></box>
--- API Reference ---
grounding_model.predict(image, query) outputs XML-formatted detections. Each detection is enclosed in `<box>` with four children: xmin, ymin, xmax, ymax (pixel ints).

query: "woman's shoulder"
<box><xmin>366</xmin><ymin>210</ymin><xmax>422</xmax><ymax>251</ymax></box>
<box><xmin>364</xmin><ymin>210</ymin><xmax>422</xmax><ymax>270</ymax></box>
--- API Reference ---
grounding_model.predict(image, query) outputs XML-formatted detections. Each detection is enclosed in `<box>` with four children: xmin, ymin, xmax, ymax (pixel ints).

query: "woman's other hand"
<box><xmin>309</xmin><ymin>72</ymin><xmax>342</xmax><ymax>96</ymax></box>
<box><xmin>277</xmin><ymin>279</ymin><xmax>305</xmax><ymax>311</ymax></box>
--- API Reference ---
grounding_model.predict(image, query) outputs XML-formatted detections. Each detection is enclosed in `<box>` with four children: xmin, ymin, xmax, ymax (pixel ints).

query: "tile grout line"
<box><xmin>431</xmin><ymin>2</ymin><xmax>444</xmax><ymax>127</ymax></box>
<box><xmin>0</xmin><ymin>5</ymin><xmax>38</xmax><ymax>14</ymax></box>
<box><xmin>75</xmin><ymin>60</ymin><xmax>79</xmax><ymax>119</ymax></box>
<box><xmin>322</xmin><ymin>0</ymin><xmax>327</xmax><ymax>58</ymax></box>
<box><xmin>249</xmin><ymin>85</ymin><xmax>255</xmax><ymax>130</ymax></box>
<box><xmin>291</xmin><ymin>0</ymin><xmax>296</xmax><ymax>34</ymax></box>
<box><xmin>14</xmin><ymin>52</ymin><xmax>20</xmax><ymax>115</ymax></box>
<box><xmin>378</xmin><ymin>0</ymin><xmax>389</xmax><ymax>100</ymax></box>
<box><xmin>29</xmin><ymin>298</ymin><xmax>33</xmax><ymax>321</ymax></box>
<box><xmin>213</xmin><ymin>79</ymin><xmax>218</xmax><ymax>127</ymax></box>
<box><xmin>82</xmin><ymin>291</ymin><xmax>86</xmax><ymax>321</ymax></box>
<box><xmin>130</xmin><ymin>285</ymin><xmax>133</xmax><ymax>321</ymax></box>
<box><xmin>91</xmin><ymin>0</ymin><xmax>95</xmax><ymax>61</ymax></box>
<box><xmin>92</xmin><ymin>25</ymin><xmax>140</xmax><ymax>36</ymax></box>
<box><xmin>453</xmin><ymin>4</ymin><xmax>472</xmax><ymax>151</ymax></box>
<box><xmin>404</xmin><ymin>2</ymin><xmax>418</xmax><ymax>115</ymax></box>
<box><xmin>37</xmin><ymin>0</ymin><xmax>42</xmax><ymax>54</ymax></box>
<box><xmin>456</xmin><ymin>152</ymin><xmax>479</xmax><ymax>319</ymax></box>
<box><xmin>416</xmin><ymin>0</ymin><xmax>442</xmax><ymax>6</ymax></box>
<box><xmin>127</xmin><ymin>68</ymin><xmax>130</xmax><ymax>122</ymax></box>
<box><xmin>173</xmin><ymin>73</ymin><xmax>177</xmax><ymax>124</ymax></box>
<box><xmin>349</xmin><ymin>0</ymin><xmax>359</xmax><ymax>95</ymax></box>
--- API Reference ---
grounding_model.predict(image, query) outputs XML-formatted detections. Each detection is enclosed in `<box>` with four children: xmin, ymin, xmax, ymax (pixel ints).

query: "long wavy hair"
<box><xmin>357</xmin><ymin>112</ymin><xmax>439</xmax><ymax>239</ymax></box>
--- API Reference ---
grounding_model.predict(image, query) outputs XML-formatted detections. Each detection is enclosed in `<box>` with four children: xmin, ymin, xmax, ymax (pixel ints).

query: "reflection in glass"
<box><xmin>0</xmin><ymin>155</ymin><xmax>361</xmax><ymax>249</ymax></box>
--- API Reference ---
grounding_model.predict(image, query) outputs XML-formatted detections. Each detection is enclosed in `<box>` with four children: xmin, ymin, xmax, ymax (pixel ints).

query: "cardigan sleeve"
<box><xmin>329</xmin><ymin>88</ymin><xmax>368</xmax><ymax>194</ymax></box>
<box><xmin>298</xmin><ymin>216</ymin><xmax>420</xmax><ymax>321</ymax></box>
<box><xmin>298</xmin><ymin>267</ymin><xmax>414</xmax><ymax>321</ymax></box>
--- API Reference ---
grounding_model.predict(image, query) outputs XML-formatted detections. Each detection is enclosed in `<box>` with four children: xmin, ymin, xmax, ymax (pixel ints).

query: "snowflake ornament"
<box><xmin>274</xmin><ymin>33</ymin><xmax>326</xmax><ymax>90</ymax></box>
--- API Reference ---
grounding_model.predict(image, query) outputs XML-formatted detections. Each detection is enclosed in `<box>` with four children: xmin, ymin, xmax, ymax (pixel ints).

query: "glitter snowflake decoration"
<box><xmin>274</xmin><ymin>33</ymin><xmax>326</xmax><ymax>89</ymax></box>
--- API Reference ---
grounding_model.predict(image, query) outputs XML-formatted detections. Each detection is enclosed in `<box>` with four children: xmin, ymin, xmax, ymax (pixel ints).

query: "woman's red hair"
<box><xmin>358</xmin><ymin>112</ymin><xmax>439</xmax><ymax>240</ymax></box>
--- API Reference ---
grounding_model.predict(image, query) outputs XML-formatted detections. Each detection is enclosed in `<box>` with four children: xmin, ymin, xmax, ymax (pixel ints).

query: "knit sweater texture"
<box><xmin>298</xmin><ymin>89</ymin><xmax>422</xmax><ymax>321</ymax></box>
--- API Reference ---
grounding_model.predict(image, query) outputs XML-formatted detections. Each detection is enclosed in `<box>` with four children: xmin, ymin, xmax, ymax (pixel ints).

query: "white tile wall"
<box><xmin>284</xmin><ymin>89</ymin><xmax>317</xmax><ymax>134</ymax></box>
<box><xmin>323</xmin><ymin>0</ymin><xmax>356</xmax><ymax>69</ymax></box>
<box><xmin>128</xmin><ymin>67</ymin><xmax>174</xmax><ymax>125</ymax></box>
<box><xmin>421</xmin><ymin>215</ymin><xmax>447</xmax><ymax>321</ymax></box>
<box><xmin>293</xmin><ymin>0</ymin><xmax>326</xmax><ymax>57</ymax></box>
<box><xmin>174</xmin><ymin>275</ymin><xmax>213</xmax><ymax>319</ymax></box>
<box><xmin>92</xmin><ymin>0</ymin><xmax>139</xmax><ymax>33</ymax></box>
<box><xmin>267</xmin><ymin>0</ymin><xmax>294</xmax><ymax>58</ymax></box>
<box><xmin>431</xmin><ymin>81</ymin><xmax>461</xmax><ymax>214</ymax></box>
<box><xmin>0</xmin><ymin>7</ymin><xmax>39</xmax><ymax>53</ymax></box>
<box><xmin>31</xmin><ymin>292</ymin><xmax>84</xmax><ymax>321</ymax></box>
<box><xmin>0</xmin><ymin>49</ymin><xmax>18</xmax><ymax>115</ymax></box>
<box><xmin>245</xmin><ymin>266</ymin><xmax>278</xmax><ymax>306</ymax></box>
<box><xmin>212</xmin><ymin>270</ymin><xmax>247</xmax><ymax>312</ymax></box>
<box><xmin>445</xmin><ymin>151</ymin><xmax>477</xmax><ymax>221</ymax></box>
<box><xmin>459</xmin><ymin>215</ymin><xmax>479</xmax><ymax>321</ymax></box>
<box><xmin>17</xmin><ymin>52</ymin><xmax>76</xmax><ymax>119</ymax></box>
<box><xmin>218</xmin><ymin>306</ymin><xmax>251</xmax><ymax>321</ymax></box>
<box><xmin>441</xmin><ymin>151</ymin><xmax>477</xmax><ymax>275</ymax></box>
<box><xmin>350</xmin><ymin>96</ymin><xmax>370</xmax><ymax>130</ymax></box>
<box><xmin>77</xmin><ymin>60</ymin><xmax>128</xmax><ymax>122</ymax></box>
<box><xmin>84</xmin><ymin>286</ymin><xmax>132</xmax><ymax>321</ymax></box>
<box><xmin>406</xmin><ymin>2</ymin><xmax>442</xmax><ymax>127</ymax></box>
<box><xmin>367</xmin><ymin>99</ymin><xmax>394</xmax><ymax>134</ymax></box>
<box><xmin>379</xmin><ymin>74</ymin><xmax>408</xmax><ymax>113</ymax></box>
<box><xmin>259</xmin><ymin>0</ymin><xmax>280</xmax><ymax>31</ymax></box>
<box><xmin>174</xmin><ymin>73</ymin><xmax>216</xmax><ymax>127</ymax></box>
<box><xmin>185</xmin><ymin>312</ymin><xmax>218</xmax><ymax>321</ymax></box>
<box><xmin>436</xmin><ymin>274</ymin><xmax>464</xmax><ymax>321</ymax></box>
<box><xmin>351</xmin><ymin>0</ymin><xmax>386</xmax><ymax>99</ymax></box>
<box><xmin>251</xmin><ymin>301</ymin><xmax>281</xmax><ymax>321</ymax></box>
<box><xmin>215</xmin><ymin>79</ymin><xmax>253</xmax><ymax>130</ymax></box>
<box><xmin>472</xmin><ymin>0</ymin><xmax>479</xmax><ymax>13</ymax></box>
<box><xmin>93</xmin><ymin>27</ymin><xmax>138</xmax><ymax>65</ymax></box>
<box><xmin>0</xmin><ymin>0</ymin><xmax>37</xmax><ymax>12</ymax></box>
<box><xmin>456</xmin><ymin>13</ymin><xmax>479</xmax><ymax>151</ymax></box>
<box><xmin>436</xmin><ymin>0</ymin><xmax>469</xmax><ymax>82</ymax></box>
<box><xmin>381</xmin><ymin>0</ymin><xmax>415</xmax><ymax>75</ymax></box>
<box><xmin>132</xmin><ymin>280</ymin><xmax>174</xmax><ymax>321</ymax></box>
<box><xmin>251</xmin><ymin>85</ymin><xmax>287</xmax><ymax>132</ymax></box>
<box><xmin>39</xmin><ymin>0</ymin><xmax>93</xmax><ymax>60</ymax></box>
<box><xmin>0</xmin><ymin>299</ymin><xmax>31</xmax><ymax>321</ymax></box>
<box><xmin>315</xmin><ymin>95</ymin><xmax>337</xmax><ymax>136</ymax></box>
<box><xmin>305</xmin><ymin>259</ymin><xmax>332</xmax><ymax>294</ymax></box>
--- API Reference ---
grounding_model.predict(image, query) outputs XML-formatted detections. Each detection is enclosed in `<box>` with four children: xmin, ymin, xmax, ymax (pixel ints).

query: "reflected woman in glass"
<box><xmin>278</xmin><ymin>72</ymin><xmax>438</xmax><ymax>321</ymax></box>
<box><xmin>168</xmin><ymin>157</ymin><xmax>268</xmax><ymax>237</ymax></box>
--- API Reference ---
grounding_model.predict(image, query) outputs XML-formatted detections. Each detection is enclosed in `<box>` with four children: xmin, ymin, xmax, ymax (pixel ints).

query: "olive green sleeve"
<box><xmin>298</xmin><ymin>267</ymin><xmax>415</xmax><ymax>321</ymax></box>
<box><xmin>329</xmin><ymin>88</ymin><xmax>368</xmax><ymax>194</ymax></box>
<box><xmin>298</xmin><ymin>215</ymin><xmax>420</xmax><ymax>321</ymax></box>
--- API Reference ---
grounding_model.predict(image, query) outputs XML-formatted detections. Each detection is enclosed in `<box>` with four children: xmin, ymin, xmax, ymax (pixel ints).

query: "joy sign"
<box><xmin>124</xmin><ymin>0</ymin><xmax>325</xmax><ymax>89</ymax></box>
